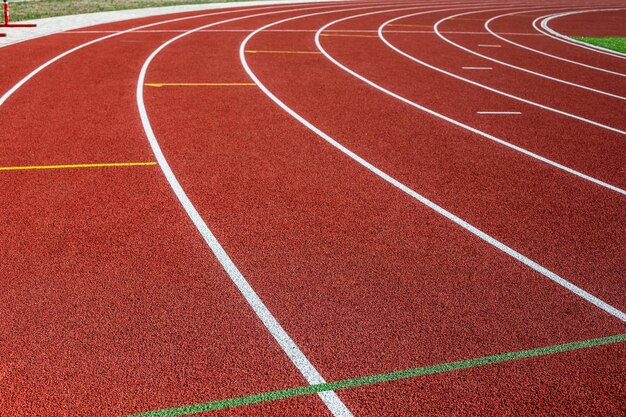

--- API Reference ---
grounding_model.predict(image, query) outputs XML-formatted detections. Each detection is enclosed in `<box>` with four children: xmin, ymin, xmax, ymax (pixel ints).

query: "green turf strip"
<box><xmin>572</xmin><ymin>37</ymin><xmax>626</xmax><ymax>54</ymax></box>
<box><xmin>128</xmin><ymin>333</ymin><xmax>626</xmax><ymax>417</ymax></box>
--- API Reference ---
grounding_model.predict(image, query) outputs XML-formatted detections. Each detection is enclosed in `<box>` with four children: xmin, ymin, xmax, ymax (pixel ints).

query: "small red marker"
<box><xmin>2</xmin><ymin>0</ymin><xmax>37</xmax><ymax>28</ymax></box>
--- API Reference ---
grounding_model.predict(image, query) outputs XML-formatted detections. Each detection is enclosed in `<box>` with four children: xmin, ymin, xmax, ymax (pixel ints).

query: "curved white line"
<box><xmin>538</xmin><ymin>9</ymin><xmax>626</xmax><ymax>59</ymax></box>
<box><xmin>486</xmin><ymin>9</ymin><xmax>626</xmax><ymax>77</ymax></box>
<box><xmin>379</xmin><ymin>10</ymin><xmax>626</xmax><ymax>135</ymax></box>
<box><xmin>0</xmin><ymin>3</ymin><xmax>358</xmax><ymax>417</ymax></box>
<box><xmin>239</xmin><ymin>6</ymin><xmax>626</xmax><ymax>323</ymax></box>
<box><xmin>433</xmin><ymin>8</ymin><xmax>626</xmax><ymax>101</ymax></box>
<box><xmin>137</xmin><ymin>2</ymin><xmax>452</xmax><ymax>415</ymax></box>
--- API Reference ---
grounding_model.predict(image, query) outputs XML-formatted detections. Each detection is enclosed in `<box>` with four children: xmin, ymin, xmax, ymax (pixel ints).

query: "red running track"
<box><xmin>1</xmin><ymin>1</ymin><xmax>624</xmax><ymax>416</ymax></box>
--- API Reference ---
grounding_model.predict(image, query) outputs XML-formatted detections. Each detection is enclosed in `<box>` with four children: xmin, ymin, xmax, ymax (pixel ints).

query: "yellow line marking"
<box><xmin>0</xmin><ymin>162</ymin><xmax>157</xmax><ymax>171</ymax></box>
<box><xmin>451</xmin><ymin>18</ymin><xmax>487</xmax><ymax>21</ymax></box>
<box><xmin>145</xmin><ymin>83</ymin><xmax>255</xmax><ymax>87</ymax></box>
<box><xmin>320</xmin><ymin>33</ymin><xmax>378</xmax><ymax>38</ymax></box>
<box><xmin>245</xmin><ymin>50</ymin><xmax>321</xmax><ymax>54</ymax></box>
<box><xmin>387</xmin><ymin>24</ymin><xmax>433</xmax><ymax>28</ymax></box>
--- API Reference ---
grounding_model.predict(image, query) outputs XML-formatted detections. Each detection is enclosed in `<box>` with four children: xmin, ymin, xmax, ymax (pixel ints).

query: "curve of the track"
<box><xmin>0</xmin><ymin>3</ymin><xmax>384</xmax><ymax>416</ymax></box>
<box><xmin>378</xmin><ymin>9</ymin><xmax>626</xmax><ymax>136</ymax></box>
<box><xmin>539</xmin><ymin>8</ymin><xmax>626</xmax><ymax>58</ymax></box>
<box><xmin>386</xmin><ymin>7</ymin><xmax>626</xmax><ymax>131</ymax></box>
<box><xmin>433</xmin><ymin>7</ymin><xmax>626</xmax><ymax>100</ymax></box>
<box><xmin>486</xmin><ymin>8</ymin><xmax>626</xmax><ymax>76</ymax></box>
<box><xmin>2</xmin><ymin>0</ymin><xmax>625</xmax><ymax>416</ymax></box>
<box><xmin>139</xmin><ymin>0</ymin><xmax>624</xmax><ymax>414</ymax></box>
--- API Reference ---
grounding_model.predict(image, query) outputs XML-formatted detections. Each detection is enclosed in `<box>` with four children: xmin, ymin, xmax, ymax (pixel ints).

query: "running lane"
<box><xmin>241</xmin><ymin>6</ymin><xmax>626</xmax><ymax>304</ymax></box>
<box><xmin>0</xmin><ymin>4</ymin><xmax>356</xmax><ymax>416</ymax></box>
<box><xmin>0</xmin><ymin>4</ymin><xmax>283</xmax><ymax>96</ymax></box>
<box><xmin>375</xmin><ymin>8</ymin><xmax>626</xmax><ymax>181</ymax></box>
<box><xmin>425</xmin><ymin>7</ymin><xmax>626</xmax><ymax>127</ymax></box>
<box><xmin>440</xmin><ymin>7</ymin><xmax>626</xmax><ymax>93</ymax></box>
<box><xmin>546</xmin><ymin>8</ymin><xmax>626</xmax><ymax>37</ymax></box>
<box><xmin>142</xmin><ymin>2</ymin><xmax>625</xmax><ymax>414</ymax></box>
<box><xmin>487</xmin><ymin>8</ymin><xmax>626</xmax><ymax>72</ymax></box>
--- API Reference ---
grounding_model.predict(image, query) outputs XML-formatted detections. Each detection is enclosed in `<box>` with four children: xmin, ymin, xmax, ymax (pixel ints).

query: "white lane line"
<box><xmin>0</xmin><ymin>2</ymin><xmax>350</xmax><ymax>416</ymax></box>
<box><xmin>477</xmin><ymin>111</ymin><xmax>521</xmax><ymax>114</ymax></box>
<box><xmin>380</xmin><ymin>11</ymin><xmax>626</xmax><ymax>135</ymax></box>
<box><xmin>478</xmin><ymin>44</ymin><xmax>501</xmax><ymax>47</ymax></box>
<box><xmin>538</xmin><ymin>9</ymin><xmax>626</xmax><ymax>60</ymax></box>
<box><xmin>434</xmin><ymin>8</ymin><xmax>626</xmax><ymax>101</ymax></box>
<box><xmin>240</xmin><ymin>5</ymin><xmax>626</xmax><ymax>323</ymax></box>
<box><xmin>462</xmin><ymin>66</ymin><xmax>493</xmax><ymax>69</ymax></box>
<box><xmin>339</xmin><ymin>9</ymin><xmax>626</xmax><ymax>196</ymax></box>
<box><xmin>486</xmin><ymin>9</ymin><xmax>626</xmax><ymax>77</ymax></box>
<box><xmin>138</xmin><ymin>2</ymin><xmax>451</xmax><ymax>415</ymax></box>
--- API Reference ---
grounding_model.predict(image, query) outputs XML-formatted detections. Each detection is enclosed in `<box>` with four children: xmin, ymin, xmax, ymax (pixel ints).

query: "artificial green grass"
<box><xmin>572</xmin><ymin>36</ymin><xmax>626</xmax><ymax>54</ymax></box>
<box><xmin>9</xmin><ymin>0</ymin><xmax>253</xmax><ymax>22</ymax></box>
<box><xmin>127</xmin><ymin>333</ymin><xmax>626</xmax><ymax>417</ymax></box>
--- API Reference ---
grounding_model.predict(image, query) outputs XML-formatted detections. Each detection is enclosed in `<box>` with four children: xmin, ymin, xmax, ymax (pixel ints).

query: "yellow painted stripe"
<box><xmin>0</xmin><ymin>162</ymin><xmax>157</xmax><ymax>171</ymax></box>
<box><xmin>145</xmin><ymin>83</ymin><xmax>255</xmax><ymax>87</ymax></box>
<box><xmin>452</xmin><ymin>18</ymin><xmax>488</xmax><ymax>21</ymax></box>
<box><xmin>245</xmin><ymin>50</ymin><xmax>321</xmax><ymax>54</ymax></box>
<box><xmin>320</xmin><ymin>33</ymin><xmax>378</xmax><ymax>38</ymax></box>
<box><xmin>387</xmin><ymin>23</ymin><xmax>432</xmax><ymax>28</ymax></box>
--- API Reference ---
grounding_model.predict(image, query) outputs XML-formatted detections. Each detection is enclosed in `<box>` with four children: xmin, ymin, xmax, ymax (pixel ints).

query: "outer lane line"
<box><xmin>380</xmin><ymin>9</ymin><xmax>626</xmax><ymax>135</ymax></box>
<box><xmin>241</xmin><ymin>5</ymin><xmax>626</xmax><ymax>322</ymax></box>
<box><xmin>137</xmin><ymin>2</ymin><xmax>452</xmax><ymax>415</ymax></box>
<box><xmin>538</xmin><ymin>9</ymin><xmax>626</xmax><ymax>59</ymax></box>
<box><xmin>485</xmin><ymin>8</ymin><xmax>626</xmax><ymax>77</ymax></box>
<box><xmin>433</xmin><ymin>8</ymin><xmax>626</xmax><ymax>101</ymax></box>
<box><xmin>126</xmin><ymin>333</ymin><xmax>626</xmax><ymax>417</ymax></box>
<box><xmin>0</xmin><ymin>161</ymin><xmax>156</xmax><ymax>171</ymax></box>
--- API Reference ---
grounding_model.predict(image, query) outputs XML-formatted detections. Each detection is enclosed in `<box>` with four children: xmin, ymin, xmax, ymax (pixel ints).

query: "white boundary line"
<box><xmin>433</xmin><ymin>8</ymin><xmax>626</xmax><ymax>101</ymax></box>
<box><xmin>538</xmin><ymin>9</ymin><xmax>626</xmax><ymax>59</ymax></box>
<box><xmin>239</xmin><ymin>4</ymin><xmax>626</xmax><ymax>323</ymax></box>
<box><xmin>137</xmin><ymin>1</ymin><xmax>456</xmax><ymax>415</ymax></box>
<box><xmin>379</xmin><ymin>9</ymin><xmax>626</xmax><ymax>135</ymax></box>
<box><xmin>485</xmin><ymin>8</ymin><xmax>626</xmax><ymax>77</ymax></box>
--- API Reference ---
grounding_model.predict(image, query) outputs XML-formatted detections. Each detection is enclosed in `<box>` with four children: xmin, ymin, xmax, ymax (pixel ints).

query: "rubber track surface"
<box><xmin>1</xmin><ymin>1</ymin><xmax>624</xmax><ymax>416</ymax></box>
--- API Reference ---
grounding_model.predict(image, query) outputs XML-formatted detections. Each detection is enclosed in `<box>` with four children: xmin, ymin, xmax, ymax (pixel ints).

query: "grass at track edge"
<box><xmin>572</xmin><ymin>36</ymin><xmax>626</xmax><ymax>53</ymax></box>
<box><xmin>126</xmin><ymin>333</ymin><xmax>626</xmax><ymax>417</ymax></box>
<box><xmin>10</xmin><ymin>0</ymin><xmax>254</xmax><ymax>22</ymax></box>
